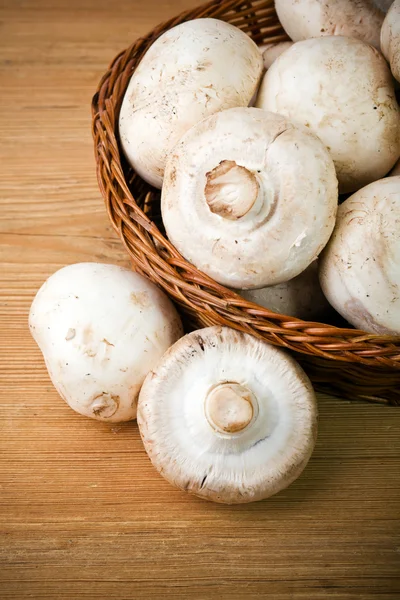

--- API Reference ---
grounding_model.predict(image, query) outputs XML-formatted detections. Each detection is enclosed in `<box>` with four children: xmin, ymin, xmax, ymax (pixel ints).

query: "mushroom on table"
<box><xmin>29</xmin><ymin>263</ymin><xmax>183</xmax><ymax>422</ymax></box>
<box><xmin>138</xmin><ymin>326</ymin><xmax>318</xmax><ymax>504</ymax></box>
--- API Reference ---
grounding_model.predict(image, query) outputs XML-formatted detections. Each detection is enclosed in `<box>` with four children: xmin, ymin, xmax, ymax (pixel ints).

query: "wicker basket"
<box><xmin>92</xmin><ymin>0</ymin><xmax>400</xmax><ymax>406</ymax></box>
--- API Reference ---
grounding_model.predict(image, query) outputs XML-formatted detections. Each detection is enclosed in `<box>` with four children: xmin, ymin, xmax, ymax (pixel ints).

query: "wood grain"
<box><xmin>1</xmin><ymin>1</ymin><xmax>400</xmax><ymax>598</ymax></box>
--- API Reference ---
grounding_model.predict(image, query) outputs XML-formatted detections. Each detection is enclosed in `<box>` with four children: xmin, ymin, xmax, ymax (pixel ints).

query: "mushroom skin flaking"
<box><xmin>137</xmin><ymin>326</ymin><xmax>318</xmax><ymax>504</ymax></box>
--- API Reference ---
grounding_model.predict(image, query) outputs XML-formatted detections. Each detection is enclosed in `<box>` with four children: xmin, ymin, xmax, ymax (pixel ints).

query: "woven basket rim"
<box><xmin>91</xmin><ymin>0</ymin><xmax>400</xmax><ymax>376</ymax></box>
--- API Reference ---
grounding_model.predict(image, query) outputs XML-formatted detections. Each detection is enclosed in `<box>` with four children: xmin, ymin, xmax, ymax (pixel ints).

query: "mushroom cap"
<box><xmin>238</xmin><ymin>260</ymin><xmax>332</xmax><ymax>321</ymax></box>
<box><xmin>381</xmin><ymin>0</ymin><xmax>400</xmax><ymax>82</ymax></box>
<box><xmin>261</xmin><ymin>41</ymin><xmax>294</xmax><ymax>70</ymax></box>
<box><xmin>162</xmin><ymin>107</ymin><xmax>338</xmax><ymax>289</ymax></box>
<box><xmin>137</xmin><ymin>326</ymin><xmax>318</xmax><ymax>504</ymax></box>
<box><xmin>319</xmin><ymin>177</ymin><xmax>400</xmax><ymax>334</ymax></box>
<box><xmin>256</xmin><ymin>36</ymin><xmax>400</xmax><ymax>194</ymax></box>
<box><xmin>275</xmin><ymin>0</ymin><xmax>384</xmax><ymax>50</ymax></box>
<box><xmin>119</xmin><ymin>18</ymin><xmax>263</xmax><ymax>189</ymax></box>
<box><xmin>29</xmin><ymin>263</ymin><xmax>183</xmax><ymax>422</ymax></box>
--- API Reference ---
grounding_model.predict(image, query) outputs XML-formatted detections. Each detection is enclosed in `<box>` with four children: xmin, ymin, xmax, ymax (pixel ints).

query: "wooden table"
<box><xmin>1</xmin><ymin>1</ymin><xmax>400</xmax><ymax>598</ymax></box>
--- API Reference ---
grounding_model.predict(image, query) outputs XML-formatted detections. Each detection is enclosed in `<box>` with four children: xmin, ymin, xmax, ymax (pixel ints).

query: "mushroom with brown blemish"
<box><xmin>275</xmin><ymin>0</ymin><xmax>385</xmax><ymax>49</ymax></box>
<box><xmin>29</xmin><ymin>263</ymin><xmax>183</xmax><ymax>422</ymax></box>
<box><xmin>256</xmin><ymin>36</ymin><xmax>400</xmax><ymax>193</ymax></box>
<box><xmin>137</xmin><ymin>326</ymin><xmax>318</xmax><ymax>504</ymax></box>
<box><xmin>161</xmin><ymin>107</ymin><xmax>338</xmax><ymax>289</ymax></box>
<box><xmin>319</xmin><ymin>177</ymin><xmax>400</xmax><ymax>334</ymax></box>
<box><xmin>119</xmin><ymin>18</ymin><xmax>263</xmax><ymax>188</ymax></box>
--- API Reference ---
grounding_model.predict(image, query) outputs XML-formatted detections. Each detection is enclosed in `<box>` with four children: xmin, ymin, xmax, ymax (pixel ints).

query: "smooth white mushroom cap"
<box><xmin>119</xmin><ymin>18</ymin><xmax>263</xmax><ymax>188</ymax></box>
<box><xmin>261</xmin><ymin>41</ymin><xmax>294</xmax><ymax>69</ymax></box>
<box><xmin>275</xmin><ymin>0</ymin><xmax>384</xmax><ymax>50</ymax></box>
<box><xmin>381</xmin><ymin>0</ymin><xmax>400</xmax><ymax>82</ymax></box>
<box><xmin>256</xmin><ymin>36</ymin><xmax>400</xmax><ymax>193</ymax></box>
<box><xmin>319</xmin><ymin>177</ymin><xmax>400</xmax><ymax>334</ymax></box>
<box><xmin>162</xmin><ymin>107</ymin><xmax>338</xmax><ymax>289</ymax></box>
<box><xmin>137</xmin><ymin>326</ymin><xmax>318</xmax><ymax>504</ymax></box>
<box><xmin>238</xmin><ymin>261</ymin><xmax>332</xmax><ymax>321</ymax></box>
<box><xmin>29</xmin><ymin>263</ymin><xmax>183</xmax><ymax>422</ymax></box>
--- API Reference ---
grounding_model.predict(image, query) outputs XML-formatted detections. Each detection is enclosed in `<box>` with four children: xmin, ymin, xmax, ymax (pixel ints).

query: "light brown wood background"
<box><xmin>1</xmin><ymin>1</ymin><xmax>400</xmax><ymax>598</ymax></box>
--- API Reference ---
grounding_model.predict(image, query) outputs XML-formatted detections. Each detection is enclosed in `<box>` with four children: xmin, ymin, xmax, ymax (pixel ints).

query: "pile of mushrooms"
<box><xmin>30</xmin><ymin>7</ymin><xmax>400</xmax><ymax>504</ymax></box>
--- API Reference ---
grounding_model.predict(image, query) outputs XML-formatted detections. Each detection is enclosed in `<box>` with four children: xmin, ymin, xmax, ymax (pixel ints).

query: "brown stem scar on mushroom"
<box><xmin>205</xmin><ymin>382</ymin><xmax>256</xmax><ymax>433</ymax></box>
<box><xmin>205</xmin><ymin>160</ymin><xmax>259</xmax><ymax>220</ymax></box>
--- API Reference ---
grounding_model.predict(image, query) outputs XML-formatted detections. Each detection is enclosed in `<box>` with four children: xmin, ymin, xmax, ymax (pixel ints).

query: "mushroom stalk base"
<box><xmin>205</xmin><ymin>382</ymin><xmax>257</xmax><ymax>434</ymax></box>
<box><xmin>205</xmin><ymin>160</ymin><xmax>259</xmax><ymax>220</ymax></box>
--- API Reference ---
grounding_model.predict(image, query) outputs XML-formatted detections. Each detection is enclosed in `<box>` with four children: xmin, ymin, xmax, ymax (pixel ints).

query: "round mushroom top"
<box><xmin>119</xmin><ymin>18</ymin><xmax>263</xmax><ymax>188</ymax></box>
<box><xmin>137</xmin><ymin>326</ymin><xmax>318</xmax><ymax>504</ymax></box>
<box><xmin>161</xmin><ymin>107</ymin><xmax>338</xmax><ymax>289</ymax></box>
<box><xmin>29</xmin><ymin>263</ymin><xmax>183</xmax><ymax>422</ymax></box>
<box><xmin>319</xmin><ymin>177</ymin><xmax>400</xmax><ymax>335</ymax></box>
<box><xmin>275</xmin><ymin>0</ymin><xmax>384</xmax><ymax>50</ymax></box>
<box><xmin>256</xmin><ymin>36</ymin><xmax>400</xmax><ymax>194</ymax></box>
<box><xmin>381</xmin><ymin>0</ymin><xmax>400</xmax><ymax>82</ymax></box>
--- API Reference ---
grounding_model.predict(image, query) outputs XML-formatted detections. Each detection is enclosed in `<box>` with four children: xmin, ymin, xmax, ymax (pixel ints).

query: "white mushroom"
<box><xmin>256</xmin><ymin>36</ymin><xmax>400</xmax><ymax>193</ymax></box>
<box><xmin>137</xmin><ymin>326</ymin><xmax>318</xmax><ymax>504</ymax></box>
<box><xmin>119</xmin><ymin>18</ymin><xmax>263</xmax><ymax>188</ymax></box>
<box><xmin>261</xmin><ymin>41</ymin><xmax>294</xmax><ymax>70</ymax></box>
<box><xmin>381</xmin><ymin>0</ymin><xmax>400</xmax><ymax>82</ymax></box>
<box><xmin>275</xmin><ymin>0</ymin><xmax>384</xmax><ymax>49</ymax></box>
<box><xmin>162</xmin><ymin>107</ymin><xmax>338</xmax><ymax>290</ymax></box>
<box><xmin>29</xmin><ymin>263</ymin><xmax>183</xmax><ymax>422</ymax></box>
<box><xmin>238</xmin><ymin>261</ymin><xmax>332</xmax><ymax>321</ymax></box>
<box><xmin>319</xmin><ymin>177</ymin><xmax>400</xmax><ymax>334</ymax></box>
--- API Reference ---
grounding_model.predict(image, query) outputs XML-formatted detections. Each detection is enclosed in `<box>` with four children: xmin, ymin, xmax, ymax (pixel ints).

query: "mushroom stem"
<box><xmin>205</xmin><ymin>382</ymin><xmax>256</xmax><ymax>434</ymax></box>
<box><xmin>91</xmin><ymin>393</ymin><xmax>119</xmax><ymax>419</ymax></box>
<box><xmin>205</xmin><ymin>160</ymin><xmax>259</xmax><ymax>220</ymax></box>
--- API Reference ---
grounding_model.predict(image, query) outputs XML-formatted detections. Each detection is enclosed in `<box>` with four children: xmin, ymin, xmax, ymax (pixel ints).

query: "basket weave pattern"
<box><xmin>92</xmin><ymin>0</ymin><xmax>400</xmax><ymax>405</ymax></box>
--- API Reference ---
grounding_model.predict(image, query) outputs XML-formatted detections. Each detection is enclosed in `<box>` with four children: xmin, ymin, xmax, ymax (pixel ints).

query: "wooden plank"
<box><xmin>0</xmin><ymin>0</ymin><xmax>400</xmax><ymax>598</ymax></box>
